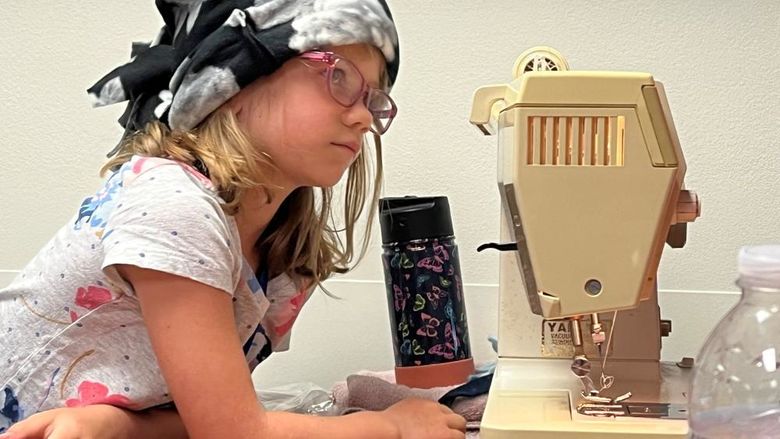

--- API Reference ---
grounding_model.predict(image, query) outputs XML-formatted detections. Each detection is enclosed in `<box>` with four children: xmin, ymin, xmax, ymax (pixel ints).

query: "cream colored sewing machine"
<box><xmin>470</xmin><ymin>47</ymin><xmax>701</xmax><ymax>438</ymax></box>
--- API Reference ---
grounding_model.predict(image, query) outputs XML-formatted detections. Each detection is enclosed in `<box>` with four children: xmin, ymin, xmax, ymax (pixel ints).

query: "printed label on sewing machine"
<box><xmin>541</xmin><ymin>320</ymin><xmax>575</xmax><ymax>358</ymax></box>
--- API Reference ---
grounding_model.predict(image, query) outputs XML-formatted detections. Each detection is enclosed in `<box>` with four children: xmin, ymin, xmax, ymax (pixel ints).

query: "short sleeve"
<box><xmin>100</xmin><ymin>163</ymin><xmax>241</xmax><ymax>296</ymax></box>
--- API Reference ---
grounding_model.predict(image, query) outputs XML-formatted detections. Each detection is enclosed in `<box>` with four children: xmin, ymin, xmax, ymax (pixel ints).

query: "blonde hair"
<box><xmin>103</xmin><ymin>109</ymin><xmax>383</xmax><ymax>287</ymax></box>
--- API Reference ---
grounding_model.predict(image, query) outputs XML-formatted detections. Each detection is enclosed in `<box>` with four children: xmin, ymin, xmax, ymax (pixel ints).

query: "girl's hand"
<box><xmin>0</xmin><ymin>405</ymin><xmax>187</xmax><ymax>439</ymax></box>
<box><xmin>381</xmin><ymin>398</ymin><xmax>467</xmax><ymax>439</ymax></box>
<box><xmin>0</xmin><ymin>405</ymin><xmax>134</xmax><ymax>439</ymax></box>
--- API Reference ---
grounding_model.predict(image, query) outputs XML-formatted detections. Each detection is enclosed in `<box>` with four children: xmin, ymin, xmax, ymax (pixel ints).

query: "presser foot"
<box><xmin>570</xmin><ymin>354</ymin><xmax>628</xmax><ymax>404</ymax></box>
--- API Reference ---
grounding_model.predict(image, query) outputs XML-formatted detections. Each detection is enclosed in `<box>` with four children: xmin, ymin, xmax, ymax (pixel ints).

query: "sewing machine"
<box><xmin>469</xmin><ymin>47</ymin><xmax>701</xmax><ymax>438</ymax></box>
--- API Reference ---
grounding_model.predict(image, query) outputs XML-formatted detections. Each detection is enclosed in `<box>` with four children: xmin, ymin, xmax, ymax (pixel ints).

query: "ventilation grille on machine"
<box><xmin>526</xmin><ymin>116</ymin><xmax>625</xmax><ymax>166</ymax></box>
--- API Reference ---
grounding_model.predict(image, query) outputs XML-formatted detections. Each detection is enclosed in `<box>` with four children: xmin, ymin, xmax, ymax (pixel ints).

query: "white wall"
<box><xmin>1</xmin><ymin>2</ymin><xmax>778</xmax><ymax>389</ymax></box>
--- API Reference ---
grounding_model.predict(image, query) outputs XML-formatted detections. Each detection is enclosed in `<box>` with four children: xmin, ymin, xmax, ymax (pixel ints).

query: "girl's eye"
<box><xmin>332</xmin><ymin>67</ymin><xmax>347</xmax><ymax>84</ymax></box>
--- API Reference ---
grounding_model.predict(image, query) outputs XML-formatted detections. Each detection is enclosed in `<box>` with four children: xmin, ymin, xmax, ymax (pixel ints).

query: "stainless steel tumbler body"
<box><xmin>379</xmin><ymin>196</ymin><xmax>474</xmax><ymax>388</ymax></box>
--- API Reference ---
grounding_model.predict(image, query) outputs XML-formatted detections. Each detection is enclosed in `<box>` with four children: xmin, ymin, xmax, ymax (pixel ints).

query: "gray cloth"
<box><xmin>87</xmin><ymin>0</ymin><xmax>400</xmax><ymax>148</ymax></box>
<box><xmin>342</xmin><ymin>374</ymin><xmax>487</xmax><ymax>422</ymax></box>
<box><xmin>333</xmin><ymin>373</ymin><xmax>485</xmax><ymax>437</ymax></box>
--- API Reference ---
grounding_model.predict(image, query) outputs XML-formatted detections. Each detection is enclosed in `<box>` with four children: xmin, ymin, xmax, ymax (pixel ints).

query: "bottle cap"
<box><xmin>738</xmin><ymin>245</ymin><xmax>780</xmax><ymax>289</ymax></box>
<box><xmin>379</xmin><ymin>196</ymin><xmax>454</xmax><ymax>244</ymax></box>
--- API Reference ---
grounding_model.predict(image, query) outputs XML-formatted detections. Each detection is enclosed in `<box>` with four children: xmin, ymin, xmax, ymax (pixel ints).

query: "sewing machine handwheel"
<box><xmin>512</xmin><ymin>46</ymin><xmax>570</xmax><ymax>79</ymax></box>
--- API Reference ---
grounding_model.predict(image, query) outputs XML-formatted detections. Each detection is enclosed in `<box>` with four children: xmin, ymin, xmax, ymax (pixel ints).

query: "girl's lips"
<box><xmin>332</xmin><ymin>142</ymin><xmax>359</xmax><ymax>154</ymax></box>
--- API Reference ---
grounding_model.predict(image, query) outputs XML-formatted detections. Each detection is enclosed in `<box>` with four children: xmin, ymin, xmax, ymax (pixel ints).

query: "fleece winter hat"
<box><xmin>88</xmin><ymin>0</ymin><xmax>399</xmax><ymax>140</ymax></box>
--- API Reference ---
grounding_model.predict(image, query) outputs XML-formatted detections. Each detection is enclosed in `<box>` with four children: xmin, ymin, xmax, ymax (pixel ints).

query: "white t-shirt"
<box><xmin>0</xmin><ymin>156</ymin><xmax>313</xmax><ymax>429</ymax></box>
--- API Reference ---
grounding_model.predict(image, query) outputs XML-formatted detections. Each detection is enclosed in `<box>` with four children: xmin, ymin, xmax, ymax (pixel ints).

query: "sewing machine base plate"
<box><xmin>480</xmin><ymin>357</ymin><xmax>691</xmax><ymax>438</ymax></box>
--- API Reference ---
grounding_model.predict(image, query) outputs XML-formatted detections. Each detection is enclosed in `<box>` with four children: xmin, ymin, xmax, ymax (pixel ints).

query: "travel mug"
<box><xmin>379</xmin><ymin>196</ymin><xmax>474</xmax><ymax>388</ymax></box>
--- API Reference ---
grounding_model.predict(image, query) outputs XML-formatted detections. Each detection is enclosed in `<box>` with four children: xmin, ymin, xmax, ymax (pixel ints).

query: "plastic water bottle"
<box><xmin>689</xmin><ymin>245</ymin><xmax>780</xmax><ymax>438</ymax></box>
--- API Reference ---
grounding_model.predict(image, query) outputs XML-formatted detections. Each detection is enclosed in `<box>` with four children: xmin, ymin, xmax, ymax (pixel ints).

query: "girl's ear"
<box><xmin>225</xmin><ymin>94</ymin><xmax>240</xmax><ymax>111</ymax></box>
<box><xmin>223</xmin><ymin>93</ymin><xmax>244</xmax><ymax>122</ymax></box>
<box><xmin>223</xmin><ymin>77</ymin><xmax>268</xmax><ymax>122</ymax></box>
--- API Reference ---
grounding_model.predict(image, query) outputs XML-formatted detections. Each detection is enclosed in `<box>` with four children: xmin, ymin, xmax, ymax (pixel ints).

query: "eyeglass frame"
<box><xmin>298</xmin><ymin>50</ymin><xmax>397</xmax><ymax>135</ymax></box>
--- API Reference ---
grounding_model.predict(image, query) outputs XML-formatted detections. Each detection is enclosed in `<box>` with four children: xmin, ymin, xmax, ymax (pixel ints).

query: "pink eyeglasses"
<box><xmin>299</xmin><ymin>51</ymin><xmax>397</xmax><ymax>135</ymax></box>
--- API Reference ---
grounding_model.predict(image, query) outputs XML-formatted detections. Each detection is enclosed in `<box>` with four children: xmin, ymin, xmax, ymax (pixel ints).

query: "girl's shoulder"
<box><xmin>116</xmin><ymin>155</ymin><xmax>216</xmax><ymax>195</ymax></box>
<box><xmin>102</xmin><ymin>155</ymin><xmax>233</xmax><ymax>232</ymax></box>
<box><xmin>77</xmin><ymin>155</ymin><xmax>227</xmax><ymax>233</ymax></box>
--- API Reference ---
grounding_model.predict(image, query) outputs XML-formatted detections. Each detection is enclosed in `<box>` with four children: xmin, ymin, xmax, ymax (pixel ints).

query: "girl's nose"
<box><xmin>342</xmin><ymin>96</ymin><xmax>373</xmax><ymax>133</ymax></box>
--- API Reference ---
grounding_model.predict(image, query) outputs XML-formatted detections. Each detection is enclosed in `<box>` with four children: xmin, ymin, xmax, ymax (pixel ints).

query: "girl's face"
<box><xmin>227</xmin><ymin>44</ymin><xmax>385</xmax><ymax>190</ymax></box>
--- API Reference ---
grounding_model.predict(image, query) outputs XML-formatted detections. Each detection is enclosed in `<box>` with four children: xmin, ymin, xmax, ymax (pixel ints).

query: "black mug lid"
<box><xmin>379</xmin><ymin>196</ymin><xmax>454</xmax><ymax>244</ymax></box>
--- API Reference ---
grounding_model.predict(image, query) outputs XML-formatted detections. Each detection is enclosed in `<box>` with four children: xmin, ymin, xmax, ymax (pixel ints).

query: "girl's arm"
<box><xmin>3</xmin><ymin>266</ymin><xmax>465</xmax><ymax>439</ymax></box>
<box><xmin>119</xmin><ymin>264</ymin><xmax>266</xmax><ymax>438</ymax></box>
<box><xmin>117</xmin><ymin>265</ymin><xmax>406</xmax><ymax>439</ymax></box>
<box><xmin>2</xmin><ymin>397</ymin><xmax>464</xmax><ymax>439</ymax></box>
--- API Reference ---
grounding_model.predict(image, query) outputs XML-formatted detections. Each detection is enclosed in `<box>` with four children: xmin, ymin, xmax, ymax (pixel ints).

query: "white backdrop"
<box><xmin>1</xmin><ymin>1</ymin><xmax>778</xmax><ymax>388</ymax></box>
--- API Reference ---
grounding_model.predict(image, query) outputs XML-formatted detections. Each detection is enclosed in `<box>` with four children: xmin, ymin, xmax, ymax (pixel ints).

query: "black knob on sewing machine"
<box><xmin>660</xmin><ymin>319</ymin><xmax>672</xmax><ymax>337</ymax></box>
<box><xmin>477</xmin><ymin>242</ymin><xmax>519</xmax><ymax>252</ymax></box>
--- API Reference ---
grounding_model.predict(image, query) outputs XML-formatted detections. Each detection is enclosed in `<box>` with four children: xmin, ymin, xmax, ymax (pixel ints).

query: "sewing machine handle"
<box><xmin>469</xmin><ymin>84</ymin><xmax>509</xmax><ymax>136</ymax></box>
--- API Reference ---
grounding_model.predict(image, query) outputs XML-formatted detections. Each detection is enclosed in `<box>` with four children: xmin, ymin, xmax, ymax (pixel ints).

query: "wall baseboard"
<box><xmin>0</xmin><ymin>270</ymin><xmax>739</xmax><ymax>387</ymax></box>
<box><xmin>255</xmin><ymin>280</ymin><xmax>739</xmax><ymax>388</ymax></box>
<box><xmin>0</xmin><ymin>271</ymin><xmax>19</xmax><ymax>289</ymax></box>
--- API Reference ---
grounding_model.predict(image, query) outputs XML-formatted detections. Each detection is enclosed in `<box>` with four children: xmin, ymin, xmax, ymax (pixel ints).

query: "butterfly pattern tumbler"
<box><xmin>379</xmin><ymin>196</ymin><xmax>474</xmax><ymax>388</ymax></box>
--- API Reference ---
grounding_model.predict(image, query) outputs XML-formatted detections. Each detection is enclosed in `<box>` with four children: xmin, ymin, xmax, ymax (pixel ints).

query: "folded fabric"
<box><xmin>331</xmin><ymin>371</ymin><xmax>487</xmax><ymax>438</ymax></box>
<box><xmin>438</xmin><ymin>373</ymin><xmax>493</xmax><ymax>407</ymax></box>
<box><xmin>338</xmin><ymin>373</ymin><xmax>488</xmax><ymax>423</ymax></box>
<box><xmin>331</xmin><ymin>369</ymin><xmax>396</xmax><ymax>408</ymax></box>
<box><xmin>330</xmin><ymin>339</ymin><xmax>498</xmax><ymax>437</ymax></box>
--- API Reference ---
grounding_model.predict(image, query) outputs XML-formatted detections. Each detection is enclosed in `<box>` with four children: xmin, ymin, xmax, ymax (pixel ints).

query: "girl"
<box><xmin>0</xmin><ymin>1</ymin><xmax>466</xmax><ymax>438</ymax></box>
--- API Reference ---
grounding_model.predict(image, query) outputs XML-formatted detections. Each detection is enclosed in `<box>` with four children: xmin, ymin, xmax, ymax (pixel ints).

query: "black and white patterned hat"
<box><xmin>88</xmin><ymin>0</ymin><xmax>399</xmax><ymax>147</ymax></box>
